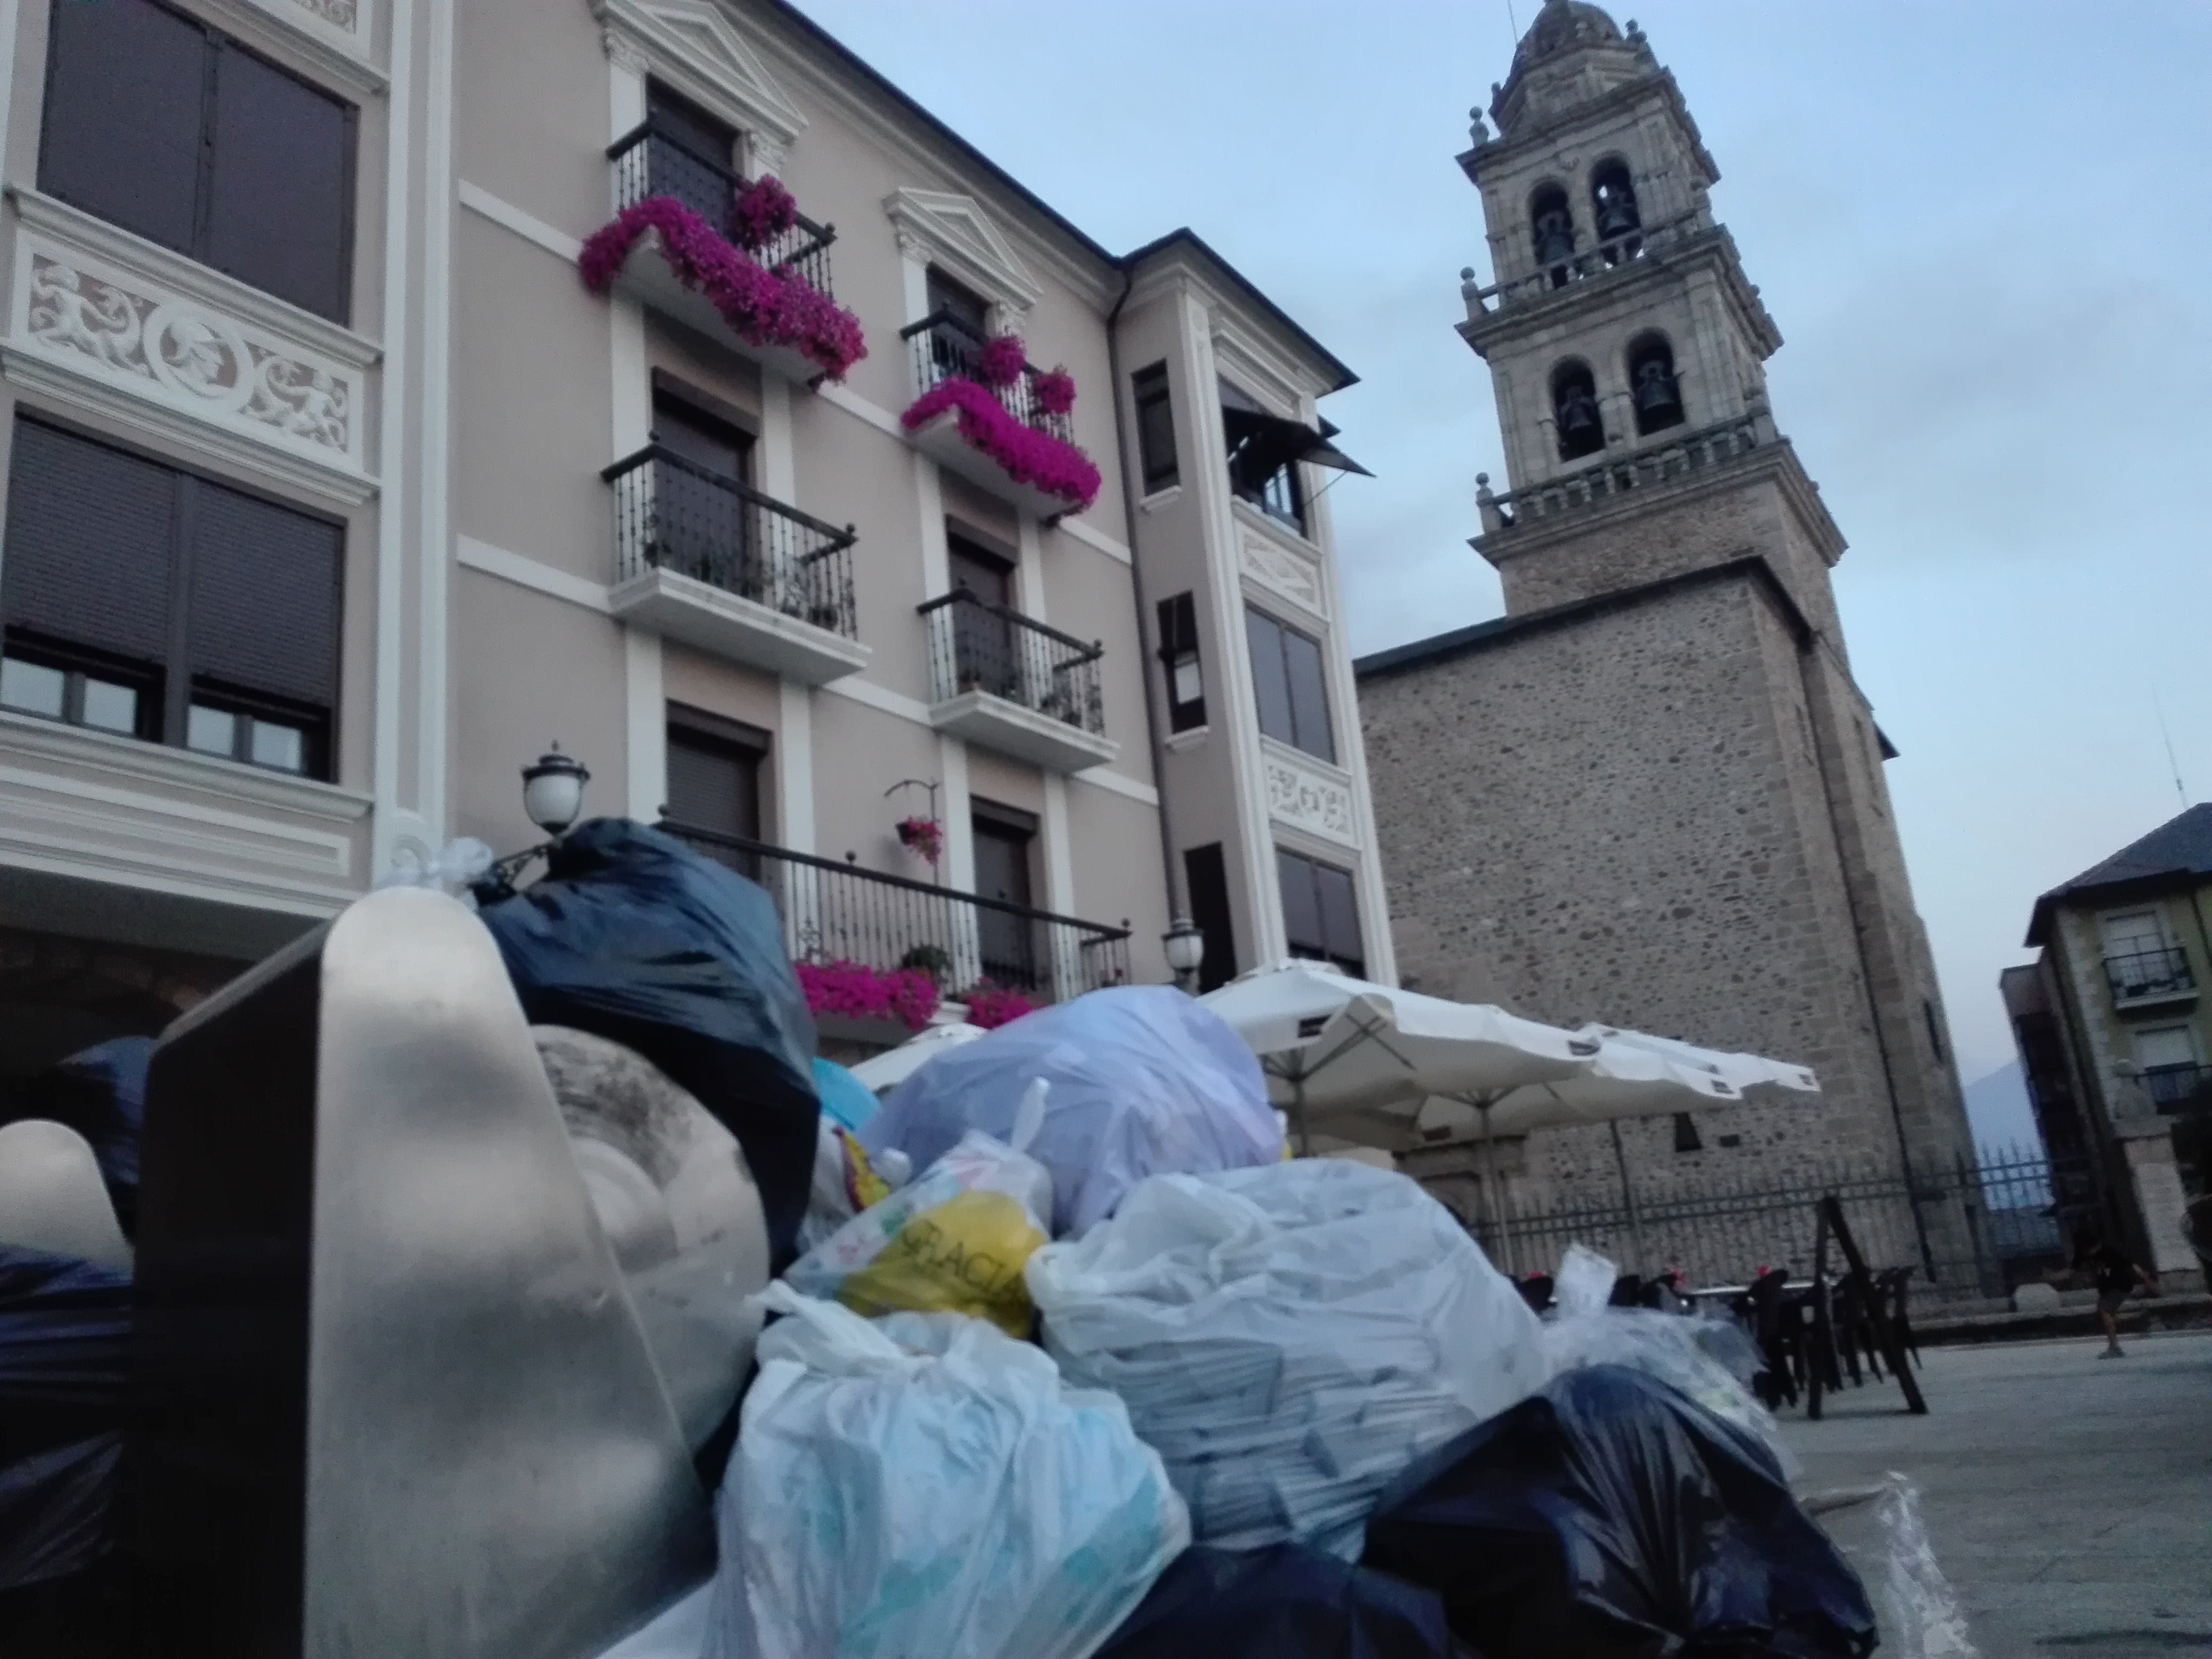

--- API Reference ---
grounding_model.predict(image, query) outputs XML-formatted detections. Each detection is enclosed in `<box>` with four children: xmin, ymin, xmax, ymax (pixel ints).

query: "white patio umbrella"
<box><xmin>1572</xmin><ymin>1023</ymin><xmax>1820</xmax><ymax>1100</ymax></box>
<box><xmin>844</xmin><ymin>1019</ymin><xmax>987</xmax><ymax>1094</ymax></box>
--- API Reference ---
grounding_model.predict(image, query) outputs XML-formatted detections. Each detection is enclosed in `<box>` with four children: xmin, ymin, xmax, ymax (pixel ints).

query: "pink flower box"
<box><xmin>795</xmin><ymin>960</ymin><xmax>941</xmax><ymax>1033</ymax></box>
<box><xmin>900</xmin><ymin>376</ymin><xmax>1102</xmax><ymax>512</ymax></box>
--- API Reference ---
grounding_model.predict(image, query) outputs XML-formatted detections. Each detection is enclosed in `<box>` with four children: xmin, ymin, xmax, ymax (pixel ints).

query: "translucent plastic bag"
<box><xmin>784</xmin><ymin>1083</ymin><xmax>1052</xmax><ymax>1336</ymax></box>
<box><xmin>1028</xmin><ymin>1158</ymin><xmax>1547</xmax><ymax>1559</ymax></box>
<box><xmin>705</xmin><ymin>1283</ymin><xmax>1189</xmax><ymax>1659</ymax></box>
<box><xmin>1805</xmin><ymin>1476</ymin><xmax>1979</xmax><ymax>1659</ymax></box>
<box><xmin>863</xmin><ymin>986</ymin><xmax>1278</xmax><ymax>1236</ymax></box>
<box><xmin>1541</xmin><ymin>1242</ymin><xmax>1794</xmax><ymax>1475</ymax></box>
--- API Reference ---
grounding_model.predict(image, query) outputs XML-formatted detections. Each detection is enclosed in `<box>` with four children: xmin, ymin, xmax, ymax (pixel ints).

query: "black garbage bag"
<box><xmin>48</xmin><ymin>1039</ymin><xmax>154</xmax><ymax>1235</ymax></box>
<box><xmin>1097</xmin><ymin>1542</ymin><xmax>1467</xmax><ymax>1658</ymax></box>
<box><xmin>0</xmin><ymin>1245</ymin><xmax>130</xmax><ymax>1591</ymax></box>
<box><xmin>1363</xmin><ymin>1365</ymin><xmax>1876</xmax><ymax>1659</ymax></box>
<box><xmin>479</xmin><ymin>819</ymin><xmax>819</xmax><ymax>1263</ymax></box>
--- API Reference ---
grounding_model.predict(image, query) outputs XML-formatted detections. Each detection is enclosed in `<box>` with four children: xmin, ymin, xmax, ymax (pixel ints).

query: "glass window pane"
<box><xmin>1277</xmin><ymin>850</ymin><xmax>1322</xmax><ymax>957</ymax></box>
<box><xmin>206</xmin><ymin>42</ymin><xmax>354</xmax><ymax>320</ymax></box>
<box><xmin>249</xmin><ymin>718</ymin><xmax>304</xmax><ymax>772</ymax></box>
<box><xmin>188</xmin><ymin>703</ymin><xmax>237</xmax><ymax>756</ymax></box>
<box><xmin>39</xmin><ymin>0</ymin><xmax>207</xmax><ymax>256</ymax></box>
<box><xmin>80</xmin><ymin>676</ymin><xmax>138</xmax><ymax>733</ymax></box>
<box><xmin>1245</xmin><ymin>609</ymin><xmax>1295</xmax><ymax>747</ymax></box>
<box><xmin>1281</xmin><ymin>626</ymin><xmax>1334</xmax><ymax>763</ymax></box>
<box><xmin>0</xmin><ymin>657</ymin><xmax>66</xmax><ymax>718</ymax></box>
<box><xmin>1315</xmin><ymin>862</ymin><xmax>1362</xmax><ymax>966</ymax></box>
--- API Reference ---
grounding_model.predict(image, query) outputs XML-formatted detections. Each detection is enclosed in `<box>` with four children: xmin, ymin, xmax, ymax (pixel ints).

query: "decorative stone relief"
<box><xmin>1239</xmin><ymin>528</ymin><xmax>1327</xmax><ymax>616</ymax></box>
<box><xmin>1263</xmin><ymin>742</ymin><xmax>1359</xmax><ymax>848</ymax></box>
<box><xmin>11</xmin><ymin>220</ymin><xmax>371</xmax><ymax>482</ymax></box>
<box><xmin>293</xmin><ymin>0</ymin><xmax>357</xmax><ymax>28</ymax></box>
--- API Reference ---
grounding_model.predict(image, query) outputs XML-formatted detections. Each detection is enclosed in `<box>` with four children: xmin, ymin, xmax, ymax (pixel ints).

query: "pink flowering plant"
<box><xmin>977</xmin><ymin>332</ymin><xmax>1028</xmax><ymax>389</ymax></box>
<box><xmin>728</xmin><ymin>174</ymin><xmax>798</xmax><ymax>250</ymax></box>
<box><xmin>895</xmin><ymin>815</ymin><xmax>943</xmax><ymax>865</ymax></box>
<box><xmin>900</xmin><ymin>378</ymin><xmax>1102</xmax><ymax>511</ymax></box>
<box><xmin>962</xmin><ymin>982</ymin><xmax>1038</xmax><ymax>1030</ymax></box>
<box><xmin>578</xmin><ymin>197</ymin><xmax>866</xmax><ymax>382</ymax></box>
<box><xmin>1033</xmin><ymin>367</ymin><xmax>1077</xmax><ymax>418</ymax></box>
<box><xmin>795</xmin><ymin>960</ymin><xmax>941</xmax><ymax>1032</ymax></box>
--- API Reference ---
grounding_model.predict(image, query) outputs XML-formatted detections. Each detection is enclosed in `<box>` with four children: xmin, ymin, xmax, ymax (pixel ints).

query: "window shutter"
<box><xmin>39</xmin><ymin>0</ymin><xmax>207</xmax><ymax>257</ymax></box>
<box><xmin>206</xmin><ymin>42</ymin><xmax>355</xmax><ymax>321</ymax></box>
<box><xmin>2</xmin><ymin>422</ymin><xmax>179</xmax><ymax>663</ymax></box>
<box><xmin>187</xmin><ymin>480</ymin><xmax>341</xmax><ymax>706</ymax></box>
<box><xmin>1281</xmin><ymin>625</ymin><xmax>1335</xmax><ymax>763</ymax></box>
<box><xmin>1246</xmin><ymin>609</ymin><xmax>1295</xmax><ymax>747</ymax></box>
<box><xmin>666</xmin><ymin>726</ymin><xmax>761</xmax><ymax>841</ymax></box>
<box><xmin>1314</xmin><ymin>861</ymin><xmax>1362</xmax><ymax>969</ymax></box>
<box><xmin>1277</xmin><ymin>850</ymin><xmax>1321</xmax><ymax>957</ymax></box>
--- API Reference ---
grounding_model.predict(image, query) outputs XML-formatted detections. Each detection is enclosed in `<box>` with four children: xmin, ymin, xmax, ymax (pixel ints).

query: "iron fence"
<box><xmin>2144</xmin><ymin>1063</ymin><xmax>2212</xmax><ymax>1114</ymax></box>
<box><xmin>900</xmin><ymin>309</ymin><xmax>1076</xmax><ymax>445</ymax></box>
<box><xmin>2104</xmin><ymin>945</ymin><xmax>2194</xmax><ymax>1005</ymax></box>
<box><xmin>1441</xmin><ymin>1144</ymin><xmax>2092</xmax><ymax>1305</ymax></box>
<box><xmin>918</xmin><ymin>588</ymin><xmax>1105</xmax><ymax>737</ymax></box>
<box><xmin>603</xmin><ymin>445</ymin><xmax>858</xmax><ymax>638</ymax></box>
<box><xmin>658</xmin><ymin>819</ymin><xmax>1131</xmax><ymax>1004</ymax></box>
<box><xmin>606</xmin><ymin>119</ymin><xmax>837</xmax><ymax>298</ymax></box>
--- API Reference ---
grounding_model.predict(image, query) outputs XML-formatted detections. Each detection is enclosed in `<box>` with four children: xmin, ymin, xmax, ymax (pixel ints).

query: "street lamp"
<box><xmin>476</xmin><ymin>744</ymin><xmax>592</xmax><ymax>901</ymax></box>
<box><xmin>1164</xmin><ymin>916</ymin><xmax>1205</xmax><ymax>992</ymax></box>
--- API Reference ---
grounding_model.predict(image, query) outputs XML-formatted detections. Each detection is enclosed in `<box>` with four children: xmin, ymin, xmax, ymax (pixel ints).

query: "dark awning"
<box><xmin>1221</xmin><ymin>406</ymin><xmax>1373</xmax><ymax>479</ymax></box>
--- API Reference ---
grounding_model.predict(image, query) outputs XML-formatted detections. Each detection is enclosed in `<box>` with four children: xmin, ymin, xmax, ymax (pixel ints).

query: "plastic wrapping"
<box><xmin>787</xmin><ymin>1084</ymin><xmax>1053</xmax><ymax>1336</ymax></box>
<box><xmin>863</xmin><ymin>985</ymin><xmax>1278</xmax><ymax>1237</ymax></box>
<box><xmin>480</xmin><ymin>819</ymin><xmax>819</xmax><ymax>1263</ymax></box>
<box><xmin>1363</xmin><ymin>1364</ymin><xmax>1877</xmax><ymax>1659</ymax></box>
<box><xmin>0</xmin><ymin>1244</ymin><xmax>130</xmax><ymax>1591</ymax></box>
<box><xmin>1095</xmin><ymin>1543</ymin><xmax>1464</xmax><ymax>1659</ymax></box>
<box><xmin>373</xmin><ymin>834</ymin><xmax>495</xmax><ymax>896</ymax></box>
<box><xmin>1806</xmin><ymin>1476</ymin><xmax>1979</xmax><ymax>1659</ymax></box>
<box><xmin>810</xmin><ymin>1058</ymin><xmax>879</xmax><ymax>1136</ymax></box>
<box><xmin>1028</xmin><ymin>1158</ymin><xmax>1547</xmax><ymax>1559</ymax></box>
<box><xmin>705</xmin><ymin>1283</ymin><xmax>1188</xmax><ymax>1659</ymax></box>
<box><xmin>1541</xmin><ymin>1243</ymin><xmax>1796</xmax><ymax>1475</ymax></box>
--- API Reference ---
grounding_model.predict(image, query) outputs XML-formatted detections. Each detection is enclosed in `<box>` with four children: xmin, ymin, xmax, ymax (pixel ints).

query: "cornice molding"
<box><xmin>197</xmin><ymin>0</ymin><xmax>384</xmax><ymax>99</ymax></box>
<box><xmin>592</xmin><ymin>0</ymin><xmax>809</xmax><ymax>170</ymax></box>
<box><xmin>0</xmin><ymin>709</ymin><xmax>374</xmax><ymax>820</ymax></box>
<box><xmin>883</xmin><ymin>187</ymin><xmax>1042</xmax><ymax>314</ymax></box>
<box><xmin>1457</xmin><ymin>224</ymin><xmax>1780</xmax><ymax>362</ymax></box>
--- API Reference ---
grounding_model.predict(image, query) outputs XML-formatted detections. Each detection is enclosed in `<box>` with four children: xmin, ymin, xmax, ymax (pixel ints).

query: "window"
<box><xmin>1529</xmin><ymin>182</ymin><xmax>1576</xmax><ymax>283</ymax></box>
<box><xmin>1220</xmin><ymin>380</ymin><xmax>1306</xmax><ymax>534</ymax></box>
<box><xmin>973</xmin><ymin>800</ymin><xmax>1038</xmax><ymax>992</ymax></box>
<box><xmin>1552</xmin><ymin>362</ymin><xmax>1604</xmax><ymax>460</ymax></box>
<box><xmin>926</xmin><ymin>266</ymin><xmax>991</xmax><ymax>333</ymax></box>
<box><xmin>1184</xmin><ymin>843</ymin><xmax>1237</xmax><ymax>994</ymax></box>
<box><xmin>1278</xmin><ymin>849</ymin><xmax>1363</xmax><ymax>978</ymax></box>
<box><xmin>41</xmin><ymin>0</ymin><xmax>356</xmax><ymax>321</ymax></box>
<box><xmin>2</xmin><ymin>418</ymin><xmax>340</xmax><ymax>778</ymax></box>
<box><xmin>1922</xmin><ymin>999</ymin><xmax>1946</xmax><ymax>1063</ymax></box>
<box><xmin>1589</xmin><ymin>158</ymin><xmax>1642</xmax><ymax>255</ymax></box>
<box><xmin>946</xmin><ymin>531</ymin><xmax>1018</xmax><ymax>700</ymax></box>
<box><xmin>1672</xmin><ymin>1111</ymin><xmax>1703</xmax><ymax>1153</ymax></box>
<box><xmin>2135</xmin><ymin>1026</ymin><xmax>2199</xmax><ymax>1109</ymax></box>
<box><xmin>1245</xmin><ymin>607</ymin><xmax>1334</xmax><ymax>763</ymax></box>
<box><xmin>665</xmin><ymin>710</ymin><xmax>765</xmax><ymax>841</ymax></box>
<box><xmin>648</xmin><ymin>80</ymin><xmax>738</xmax><ymax>170</ymax></box>
<box><xmin>1157</xmin><ymin>592</ymin><xmax>1204</xmax><ymax>733</ymax></box>
<box><xmin>1627</xmin><ymin>336</ymin><xmax>1684</xmax><ymax>435</ymax></box>
<box><xmin>1132</xmin><ymin>362</ymin><xmax>1178</xmax><ymax>493</ymax></box>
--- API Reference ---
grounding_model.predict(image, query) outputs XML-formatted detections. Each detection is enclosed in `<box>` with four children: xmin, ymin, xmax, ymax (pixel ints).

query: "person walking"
<box><xmin>2087</xmin><ymin>1238</ymin><xmax>2156</xmax><ymax>1357</ymax></box>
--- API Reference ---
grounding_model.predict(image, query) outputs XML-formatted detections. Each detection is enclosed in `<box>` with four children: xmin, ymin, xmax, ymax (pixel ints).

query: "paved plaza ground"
<box><xmin>1781</xmin><ymin>1331</ymin><xmax>2212</xmax><ymax>1658</ymax></box>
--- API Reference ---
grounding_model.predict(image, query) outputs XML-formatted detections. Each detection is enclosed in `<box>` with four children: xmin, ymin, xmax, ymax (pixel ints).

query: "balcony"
<box><xmin>898</xmin><ymin>311</ymin><xmax>1100</xmax><ymax>516</ymax></box>
<box><xmin>592</xmin><ymin>120</ymin><xmax>861</xmax><ymax>384</ymax></box>
<box><xmin>1462</xmin><ymin>211</ymin><xmax>1702</xmax><ymax>318</ymax></box>
<box><xmin>659</xmin><ymin>820</ymin><xmax>1131</xmax><ymax>1005</ymax></box>
<box><xmin>918</xmin><ymin>589</ymin><xmax>1116</xmax><ymax>773</ymax></box>
<box><xmin>2105</xmin><ymin>946</ymin><xmax>2196</xmax><ymax>1010</ymax></box>
<box><xmin>603</xmin><ymin>445</ymin><xmax>867</xmax><ymax>685</ymax></box>
<box><xmin>2141</xmin><ymin>1063</ymin><xmax>2212</xmax><ymax>1115</ymax></box>
<box><xmin>1476</xmin><ymin>414</ymin><xmax>1765</xmax><ymax>538</ymax></box>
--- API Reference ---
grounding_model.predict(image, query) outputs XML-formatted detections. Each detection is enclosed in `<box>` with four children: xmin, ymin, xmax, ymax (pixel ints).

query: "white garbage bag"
<box><xmin>1541</xmin><ymin>1242</ymin><xmax>1796</xmax><ymax>1476</ymax></box>
<box><xmin>1805</xmin><ymin>1475</ymin><xmax>1980</xmax><ymax>1659</ymax></box>
<box><xmin>1026</xmin><ymin>1159</ymin><xmax>1547</xmax><ymax>1560</ymax></box>
<box><xmin>706</xmin><ymin>1283</ymin><xmax>1189</xmax><ymax>1659</ymax></box>
<box><xmin>861</xmin><ymin>986</ymin><xmax>1279</xmax><ymax>1237</ymax></box>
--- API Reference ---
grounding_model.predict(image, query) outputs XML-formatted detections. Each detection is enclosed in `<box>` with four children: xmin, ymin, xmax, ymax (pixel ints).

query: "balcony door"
<box><xmin>948</xmin><ymin>534</ymin><xmax>1018</xmax><ymax>701</ymax></box>
<box><xmin>971</xmin><ymin>801</ymin><xmax>1038</xmax><ymax>993</ymax></box>
<box><xmin>652</xmin><ymin>391</ymin><xmax>756</xmax><ymax>599</ymax></box>
<box><xmin>2134</xmin><ymin>1025</ymin><xmax>2201</xmax><ymax>1110</ymax></box>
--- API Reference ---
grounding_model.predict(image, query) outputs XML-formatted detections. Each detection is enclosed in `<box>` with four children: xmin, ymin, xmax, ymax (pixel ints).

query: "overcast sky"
<box><xmin>790</xmin><ymin>0</ymin><xmax>2212</xmax><ymax>1112</ymax></box>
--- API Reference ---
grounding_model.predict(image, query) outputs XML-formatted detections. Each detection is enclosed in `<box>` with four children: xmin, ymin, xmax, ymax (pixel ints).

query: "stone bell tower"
<box><xmin>1355</xmin><ymin>0</ymin><xmax>1978</xmax><ymax>1250</ymax></box>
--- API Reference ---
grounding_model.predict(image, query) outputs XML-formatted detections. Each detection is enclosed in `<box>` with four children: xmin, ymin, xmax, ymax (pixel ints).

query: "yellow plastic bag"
<box><xmin>784</xmin><ymin>1084</ymin><xmax>1055</xmax><ymax>1337</ymax></box>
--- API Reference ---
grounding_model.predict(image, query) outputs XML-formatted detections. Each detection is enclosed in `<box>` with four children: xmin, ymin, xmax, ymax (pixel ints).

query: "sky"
<box><xmin>788</xmin><ymin>0</ymin><xmax>2212</xmax><ymax>1113</ymax></box>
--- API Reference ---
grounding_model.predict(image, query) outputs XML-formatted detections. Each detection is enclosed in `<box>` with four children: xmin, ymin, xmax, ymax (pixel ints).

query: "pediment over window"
<box><xmin>594</xmin><ymin>0</ymin><xmax>807</xmax><ymax>170</ymax></box>
<box><xmin>884</xmin><ymin>188</ymin><xmax>1042</xmax><ymax>315</ymax></box>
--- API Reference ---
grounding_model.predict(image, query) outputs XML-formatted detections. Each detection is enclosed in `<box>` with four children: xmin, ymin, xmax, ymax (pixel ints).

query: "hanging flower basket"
<box><xmin>1033</xmin><ymin>366</ymin><xmax>1077</xmax><ymax>417</ymax></box>
<box><xmin>728</xmin><ymin>173</ymin><xmax>799</xmax><ymax>251</ymax></box>
<box><xmin>895</xmin><ymin>815</ymin><xmax>944</xmax><ymax>865</ymax></box>
<box><xmin>900</xmin><ymin>378</ymin><xmax>1101</xmax><ymax>512</ymax></box>
<box><xmin>577</xmin><ymin>196</ymin><xmax>866</xmax><ymax>382</ymax></box>
<box><xmin>977</xmin><ymin>332</ymin><xmax>1027</xmax><ymax>389</ymax></box>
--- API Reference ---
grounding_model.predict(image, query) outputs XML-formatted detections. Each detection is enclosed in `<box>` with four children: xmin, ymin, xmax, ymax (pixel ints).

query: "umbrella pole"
<box><xmin>1479</xmin><ymin>1102</ymin><xmax>1513</xmax><ymax>1275</ymax></box>
<box><xmin>1610</xmin><ymin>1118</ymin><xmax>1648</xmax><ymax>1271</ymax></box>
<box><xmin>1295</xmin><ymin>1072</ymin><xmax>1312</xmax><ymax>1158</ymax></box>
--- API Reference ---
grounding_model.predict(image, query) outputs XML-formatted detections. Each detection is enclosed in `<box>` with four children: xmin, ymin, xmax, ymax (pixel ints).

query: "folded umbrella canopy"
<box><xmin>1571</xmin><ymin>1023</ymin><xmax>1820</xmax><ymax>1101</ymax></box>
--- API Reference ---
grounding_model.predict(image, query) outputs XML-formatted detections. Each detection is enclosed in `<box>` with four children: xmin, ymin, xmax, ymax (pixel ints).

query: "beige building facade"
<box><xmin>1355</xmin><ymin>1</ymin><xmax>1974</xmax><ymax>1231</ymax></box>
<box><xmin>0</xmin><ymin>0</ymin><xmax>1393</xmax><ymax>1084</ymax></box>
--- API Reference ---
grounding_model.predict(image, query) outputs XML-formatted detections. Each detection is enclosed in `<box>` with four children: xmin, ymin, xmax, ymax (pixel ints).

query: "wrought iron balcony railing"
<box><xmin>900</xmin><ymin>309</ymin><xmax>1075</xmax><ymax>446</ymax></box>
<box><xmin>604</xmin><ymin>445</ymin><xmax>858</xmax><ymax>638</ymax></box>
<box><xmin>1477</xmin><ymin>413</ymin><xmax>1765</xmax><ymax>536</ymax></box>
<box><xmin>2104</xmin><ymin>945</ymin><xmax>2196</xmax><ymax>1006</ymax></box>
<box><xmin>2141</xmin><ymin>1062</ymin><xmax>2212</xmax><ymax>1113</ymax></box>
<box><xmin>607</xmin><ymin>118</ymin><xmax>837</xmax><ymax>298</ymax></box>
<box><xmin>658</xmin><ymin>819</ymin><xmax>1132</xmax><ymax>1004</ymax></box>
<box><xmin>919</xmin><ymin>588</ymin><xmax>1104</xmax><ymax>736</ymax></box>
